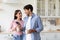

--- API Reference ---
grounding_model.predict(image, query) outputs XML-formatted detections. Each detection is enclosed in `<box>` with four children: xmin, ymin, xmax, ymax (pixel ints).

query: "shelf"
<box><xmin>40</xmin><ymin>16</ymin><xmax>60</xmax><ymax>18</ymax></box>
<box><xmin>41</xmin><ymin>31</ymin><xmax>60</xmax><ymax>33</ymax></box>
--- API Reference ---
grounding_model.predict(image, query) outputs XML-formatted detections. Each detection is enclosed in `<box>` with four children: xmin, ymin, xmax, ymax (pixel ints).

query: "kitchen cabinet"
<box><xmin>0</xmin><ymin>32</ymin><xmax>60</xmax><ymax>40</ymax></box>
<box><xmin>41</xmin><ymin>32</ymin><xmax>60</xmax><ymax>40</ymax></box>
<box><xmin>37</xmin><ymin>0</ymin><xmax>60</xmax><ymax>31</ymax></box>
<box><xmin>0</xmin><ymin>33</ymin><xmax>12</xmax><ymax>40</ymax></box>
<box><xmin>37</xmin><ymin>0</ymin><xmax>60</xmax><ymax>17</ymax></box>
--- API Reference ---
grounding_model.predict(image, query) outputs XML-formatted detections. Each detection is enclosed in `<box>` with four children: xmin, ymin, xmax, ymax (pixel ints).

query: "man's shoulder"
<box><xmin>23</xmin><ymin>17</ymin><xmax>27</xmax><ymax>21</ymax></box>
<box><xmin>34</xmin><ymin>14</ymin><xmax>40</xmax><ymax>19</ymax></box>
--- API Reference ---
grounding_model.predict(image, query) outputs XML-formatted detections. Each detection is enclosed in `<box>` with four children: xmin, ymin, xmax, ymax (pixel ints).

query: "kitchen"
<box><xmin>0</xmin><ymin>0</ymin><xmax>60</xmax><ymax>40</ymax></box>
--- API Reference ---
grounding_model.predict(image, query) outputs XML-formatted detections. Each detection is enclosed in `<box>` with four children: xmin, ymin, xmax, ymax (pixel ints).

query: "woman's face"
<box><xmin>16</xmin><ymin>11</ymin><xmax>22</xmax><ymax>19</ymax></box>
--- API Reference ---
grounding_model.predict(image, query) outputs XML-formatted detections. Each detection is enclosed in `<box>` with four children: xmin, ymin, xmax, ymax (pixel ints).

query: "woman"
<box><xmin>10</xmin><ymin>10</ymin><xmax>24</xmax><ymax>40</ymax></box>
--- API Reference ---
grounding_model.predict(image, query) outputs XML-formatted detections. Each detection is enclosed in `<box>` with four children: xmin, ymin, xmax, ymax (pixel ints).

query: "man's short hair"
<box><xmin>24</xmin><ymin>4</ymin><xmax>33</xmax><ymax>12</ymax></box>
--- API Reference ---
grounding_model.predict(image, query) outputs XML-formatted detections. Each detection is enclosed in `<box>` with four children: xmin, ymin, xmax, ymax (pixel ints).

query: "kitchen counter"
<box><xmin>0</xmin><ymin>30</ymin><xmax>60</xmax><ymax>34</ymax></box>
<box><xmin>41</xmin><ymin>30</ymin><xmax>60</xmax><ymax>33</ymax></box>
<box><xmin>0</xmin><ymin>32</ymin><xmax>13</xmax><ymax>40</ymax></box>
<box><xmin>0</xmin><ymin>31</ymin><xmax>60</xmax><ymax>40</ymax></box>
<box><xmin>0</xmin><ymin>32</ymin><xmax>12</xmax><ymax>34</ymax></box>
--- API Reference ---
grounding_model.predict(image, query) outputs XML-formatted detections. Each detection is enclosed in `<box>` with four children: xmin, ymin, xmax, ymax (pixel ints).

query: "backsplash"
<box><xmin>42</xmin><ymin>18</ymin><xmax>60</xmax><ymax>31</ymax></box>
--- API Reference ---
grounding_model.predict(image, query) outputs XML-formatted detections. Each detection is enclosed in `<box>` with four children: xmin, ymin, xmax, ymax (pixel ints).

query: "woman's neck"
<box><xmin>16</xmin><ymin>18</ymin><xmax>20</xmax><ymax>21</ymax></box>
<box><xmin>16</xmin><ymin>18</ymin><xmax>22</xmax><ymax>21</ymax></box>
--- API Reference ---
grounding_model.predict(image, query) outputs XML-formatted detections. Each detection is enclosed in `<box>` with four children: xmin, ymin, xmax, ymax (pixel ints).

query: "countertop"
<box><xmin>0</xmin><ymin>30</ymin><xmax>60</xmax><ymax>34</ymax></box>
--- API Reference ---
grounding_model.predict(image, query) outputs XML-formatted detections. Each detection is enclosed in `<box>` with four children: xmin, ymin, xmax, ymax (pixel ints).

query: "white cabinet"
<box><xmin>0</xmin><ymin>33</ymin><xmax>12</xmax><ymax>40</ymax></box>
<box><xmin>40</xmin><ymin>33</ymin><xmax>46</xmax><ymax>40</ymax></box>
<box><xmin>0</xmin><ymin>32</ymin><xmax>60</xmax><ymax>40</ymax></box>
<box><xmin>56</xmin><ymin>33</ymin><xmax>60</xmax><ymax>40</ymax></box>
<box><xmin>45</xmin><ymin>33</ymin><xmax>55</xmax><ymax>40</ymax></box>
<box><xmin>37</xmin><ymin>0</ymin><xmax>60</xmax><ymax>31</ymax></box>
<box><xmin>37</xmin><ymin>0</ymin><xmax>60</xmax><ymax>17</ymax></box>
<box><xmin>41</xmin><ymin>32</ymin><xmax>60</xmax><ymax>40</ymax></box>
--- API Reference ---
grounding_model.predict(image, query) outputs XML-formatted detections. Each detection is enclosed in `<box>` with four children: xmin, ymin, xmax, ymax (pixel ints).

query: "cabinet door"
<box><xmin>56</xmin><ymin>33</ymin><xmax>60</xmax><ymax>40</ymax></box>
<box><xmin>48</xmin><ymin>0</ymin><xmax>56</xmax><ymax>16</ymax></box>
<box><xmin>0</xmin><ymin>34</ymin><xmax>12</xmax><ymax>40</ymax></box>
<box><xmin>45</xmin><ymin>33</ymin><xmax>56</xmax><ymax>40</ymax></box>
<box><xmin>37</xmin><ymin>0</ymin><xmax>45</xmax><ymax>16</ymax></box>
<box><xmin>40</xmin><ymin>33</ymin><xmax>46</xmax><ymax>40</ymax></box>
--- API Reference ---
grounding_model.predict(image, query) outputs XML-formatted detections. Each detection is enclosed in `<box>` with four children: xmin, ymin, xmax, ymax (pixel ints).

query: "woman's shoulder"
<box><xmin>11</xmin><ymin>20</ymin><xmax>16</xmax><ymax>23</ymax></box>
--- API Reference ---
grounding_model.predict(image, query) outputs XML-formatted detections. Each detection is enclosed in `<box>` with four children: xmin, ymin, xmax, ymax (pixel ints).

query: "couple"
<box><xmin>10</xmin><ymin>4</ymin><xmax>43</xmax><ymax>40</ymax></box>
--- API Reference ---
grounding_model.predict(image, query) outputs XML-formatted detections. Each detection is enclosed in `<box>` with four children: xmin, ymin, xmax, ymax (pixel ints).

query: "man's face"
<box><xmin>24</xmin><ymin>9</ymin><xmax>30</xmax><ymax>16</ymax></box>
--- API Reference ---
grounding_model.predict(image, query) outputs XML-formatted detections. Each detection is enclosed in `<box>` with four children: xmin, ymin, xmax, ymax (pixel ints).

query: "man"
<box><xmin>23</xmin><ymin>4</ymin><xmax>43</xmax><ymax>40</ymax></box>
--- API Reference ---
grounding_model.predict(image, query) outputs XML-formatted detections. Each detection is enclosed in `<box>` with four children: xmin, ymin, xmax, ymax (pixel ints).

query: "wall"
<box><xmin>0</xmin><ymin>0</ymin><xmax>37</xmax><ymax>31</ymax></box>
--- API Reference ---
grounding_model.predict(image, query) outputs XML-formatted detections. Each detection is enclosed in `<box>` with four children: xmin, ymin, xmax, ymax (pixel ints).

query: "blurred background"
<box><xmin>0</xmin><ymin>0</ymin><xmax>60</xmax><ymax>40</ymax></box>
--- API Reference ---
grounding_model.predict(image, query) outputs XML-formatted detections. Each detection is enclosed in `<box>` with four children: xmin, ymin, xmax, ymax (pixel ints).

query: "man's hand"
<box><xmin>27</xmin><ymin>29</ymin><xmax>37</xmax><ymax>34</ymax></box>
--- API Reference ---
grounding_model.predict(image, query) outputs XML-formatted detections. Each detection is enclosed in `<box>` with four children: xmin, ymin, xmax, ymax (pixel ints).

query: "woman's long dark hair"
<box><xmin>14</xmin><ymin>10</ymin><xmax>22</xmax><ymax>20</ymax></box>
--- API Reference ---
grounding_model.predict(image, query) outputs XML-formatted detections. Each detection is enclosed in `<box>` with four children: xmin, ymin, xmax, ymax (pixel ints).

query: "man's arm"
<box><xmin>35</xmin><ymin>16</ymin><xmax>43</xmax><ymax>33</ymax></box>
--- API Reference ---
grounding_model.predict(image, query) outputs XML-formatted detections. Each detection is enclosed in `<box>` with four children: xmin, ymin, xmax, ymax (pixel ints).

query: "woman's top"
<box><xmin>10</xmin><ymin>20</ymin><xmax>24</xmax><ymax>35</ymax></box>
